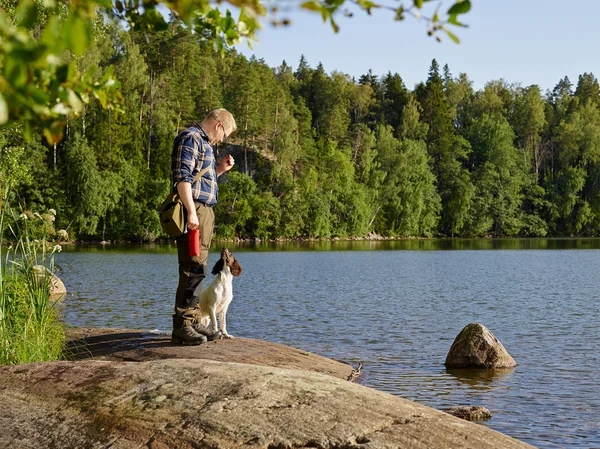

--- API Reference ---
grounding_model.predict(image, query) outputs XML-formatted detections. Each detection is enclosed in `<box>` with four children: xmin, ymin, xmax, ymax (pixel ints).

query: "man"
<box><xmin>170</xmin><ymin>108</ymin><xmax>236</xmax><ymax>344</ymax></box>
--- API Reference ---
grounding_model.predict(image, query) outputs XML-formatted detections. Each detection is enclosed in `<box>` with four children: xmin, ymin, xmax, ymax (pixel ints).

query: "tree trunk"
<box><xmin>244</xmin><ymin>101</ymin><xmax>249</xmax><ymax>175</ymax></box>
<box><xmin>353</xmin><ymin>127</ymin><xmax>362</xmax><ymax>162</ymax></box>
<box><xmin>147</xmin><ymin>71</ymin><xmax>155</xmax><ymax>170</ymax></box>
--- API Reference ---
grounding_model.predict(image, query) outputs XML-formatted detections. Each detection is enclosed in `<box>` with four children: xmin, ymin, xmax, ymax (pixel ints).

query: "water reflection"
<box><xmin>446</xmin><ymin>367</ymin><xmax>516</xmax><ymax>390</ymax></box>
<box><xmin>59</xmin><ymin>237</ymin><xmax>600</xmax><ymax>253</ymax></box>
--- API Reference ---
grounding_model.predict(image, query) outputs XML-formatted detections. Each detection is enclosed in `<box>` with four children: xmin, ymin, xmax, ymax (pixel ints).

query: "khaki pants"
<box><xmin>173</xmin><ymin>203</ymin><xmax>215</xmax><ymax>328</ymax></box>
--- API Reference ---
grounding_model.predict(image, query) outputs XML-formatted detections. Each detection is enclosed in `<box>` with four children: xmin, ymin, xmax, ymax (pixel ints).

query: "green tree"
<box><xmin>214</xmin><ymin>170</ymin><xmax>257</xmax><ymax>238</ymax></box>
<box><xmin>545</xmin><ymin>167</ymin><xmax>588</xmax><ymax>235</ymax></box>
<box><xmin>466</xmin><ymin>114</ymin><xmax>525</xmax><ymax>236</ymax></box>
<box><xmin>574</xmin><ymin>73</ymin><xmax>600</xmax><ymax>107</ymax></box>
<box><xmin>398</xmin><ymin>95</ymin><xmax>429</xmax><ymax>141</ymax></box>
<box><xmin>381</xmin><ymin>72</ymin><xmax>409</xmax><ymax>135</ymax></box>
<box><xmin>511</xmin><ymin>85</ymin><xmax>546</xmax><ymax>184</ymax></box>
<box><xmin>555</xmin><ymin>102</ymin><xmax>600</xmax><ymax>168</ymax></box>
<box><xmin>471</xmin><ymin>80</ymin><xmax>515</xmax><ymax>121</ymax></box>
<box><xmin>417</xmin><ymin>59</ymin><xmax>473</xmax><ymax>235</ymax></box>
<box><xmin>62</xmin><ymin>134</ymin><xmax>104</xmax><ymax>236</ymax></box>
<box><xmin>374</xmin><ymin>125</ymin><xmax>440</xmax><ymax>236</ymax></box>
<box><xmin>443</xmin><ymin>66</ymin><xmax>473</xmax><ymax>130</ymax></box>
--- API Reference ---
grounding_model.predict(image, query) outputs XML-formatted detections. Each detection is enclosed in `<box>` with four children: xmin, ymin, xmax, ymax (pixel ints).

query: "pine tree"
<box><xmin>381</xmin><ymin>72</ymin><xmax>409</xmax><ymax>136</ymax></box>
<box><xmin>575</xmin><ymin>73</ymin><xmax>600</xmax><ymax>107</ymax></box>
<box><xmin>417</xmin><ymin>59</ymin><xmax>473</xmax><ymax>235</ymax></box>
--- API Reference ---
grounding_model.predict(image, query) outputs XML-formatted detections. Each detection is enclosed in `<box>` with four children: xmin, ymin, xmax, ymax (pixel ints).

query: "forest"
<box><xmin>2</xmin><ymin>16</ymin><xmax>600</xmax><ymax>241</ymax></box>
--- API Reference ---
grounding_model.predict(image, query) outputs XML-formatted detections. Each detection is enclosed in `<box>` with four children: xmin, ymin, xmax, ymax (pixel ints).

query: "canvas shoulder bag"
<box><xmin>159</xmin><ymin>165</ymin><xmax>211</xmax><ymax>237</ymax></box>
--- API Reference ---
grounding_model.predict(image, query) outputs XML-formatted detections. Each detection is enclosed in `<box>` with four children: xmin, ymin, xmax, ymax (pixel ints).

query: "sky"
<box><xmin>234</xmin><ymin>0</ymin><xmax>600</xmax><ymax>93</ymax></box>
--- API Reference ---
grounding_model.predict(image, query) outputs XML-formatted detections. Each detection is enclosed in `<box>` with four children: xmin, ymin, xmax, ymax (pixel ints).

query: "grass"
<box><xmin>0</xmin><ymin>198</ymin><xmax>66</xmax><ymax>365</ymax></box>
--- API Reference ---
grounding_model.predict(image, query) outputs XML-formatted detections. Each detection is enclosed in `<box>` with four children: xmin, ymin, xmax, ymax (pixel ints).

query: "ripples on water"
<box><xmin>56</xmin><ymin>243</ymin><xmax>600</xmax><ymax>449</ymax></box>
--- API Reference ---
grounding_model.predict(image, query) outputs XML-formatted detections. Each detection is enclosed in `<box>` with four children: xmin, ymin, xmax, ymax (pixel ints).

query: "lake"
<box><xmin>55</xmin><ymin>239</ymin><xmax>600</xmax><ymax>449</ymax></box>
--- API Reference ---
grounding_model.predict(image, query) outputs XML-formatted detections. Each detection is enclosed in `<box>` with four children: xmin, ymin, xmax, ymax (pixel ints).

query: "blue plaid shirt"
<box><xmin>170</xmin><ymin>124</ymin><xmax>218</xmax><ymax>205</ymax></box>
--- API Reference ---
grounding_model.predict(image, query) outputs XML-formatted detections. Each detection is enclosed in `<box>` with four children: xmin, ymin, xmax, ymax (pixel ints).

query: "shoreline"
<box><xmin>39</xmin><ymin>234</ymin><xmax>600</xmax><ymax>246</ymax></box>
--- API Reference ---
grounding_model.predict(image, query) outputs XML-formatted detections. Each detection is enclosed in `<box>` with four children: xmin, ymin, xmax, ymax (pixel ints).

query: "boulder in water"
<box><xmin>445</xmin><ymin>323</ymin><xmax>516</xmax><ymax>369</ymax></box>
<box><xmin>446</xmin><ymin>405</ymin><xmax>493</xmax><ymax>421</ymax></box>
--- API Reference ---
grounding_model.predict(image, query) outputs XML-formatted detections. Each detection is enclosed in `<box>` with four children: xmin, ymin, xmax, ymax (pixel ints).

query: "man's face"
<box><xmin>216</xmin><ymin>121</ymin><xmax>229</xmax><ymax>144</ymax></box>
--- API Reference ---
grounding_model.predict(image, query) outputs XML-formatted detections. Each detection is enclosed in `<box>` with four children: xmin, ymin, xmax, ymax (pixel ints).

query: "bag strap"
<box><xmin>192</xmin><ymin>164</ymin><xmax>211</xmax><ymax>183</ymax></box>
<box><xmin>174</xmin><ymin>164</ymin><xmax>212</xmax><ymax>199</ymax></box>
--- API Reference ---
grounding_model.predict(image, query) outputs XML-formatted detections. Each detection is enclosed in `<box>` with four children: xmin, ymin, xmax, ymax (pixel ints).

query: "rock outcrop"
<box><xmin>64</xmin><ymin>328</ymin><xmax>355</xmax><ymax>380</ymax></box>
<box><xmin>445</xmin><ymin>323</ymin><xmax>517</xmax><ymax>369</ymax></box>
<box><xmin>0</xmin><ymin>358</ymin><xmax>535</xmax><ymax>449</ymax></box>
<box><xmin>0</xmin><ymin>328</ymin><xmax>535</xmax><ymax>449</ymax></box>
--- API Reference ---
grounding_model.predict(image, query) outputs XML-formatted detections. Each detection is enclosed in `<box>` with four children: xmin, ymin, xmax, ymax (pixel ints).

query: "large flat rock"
<box><xmin>65</xmin><ymin>327</ymin><xmax>355</xmax><ymax>380</ymax></box>
<box><xmin>0</xmin><ymin>358</ymin><xmax>536</xmax><ymax>449</ymax></box>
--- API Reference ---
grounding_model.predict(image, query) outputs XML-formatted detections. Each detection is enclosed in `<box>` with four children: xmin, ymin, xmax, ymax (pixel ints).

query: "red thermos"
<box><xmin>189</xmin><ymin>228</ymin><xmax>200</xmax><ymax>257</ymax></box>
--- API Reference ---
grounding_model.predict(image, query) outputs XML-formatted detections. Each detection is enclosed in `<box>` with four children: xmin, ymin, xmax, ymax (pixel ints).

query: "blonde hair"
<box><xmin>205</xmin><ymin>108</ymin><xmax>237</xmax><ymax>135</ymax></box>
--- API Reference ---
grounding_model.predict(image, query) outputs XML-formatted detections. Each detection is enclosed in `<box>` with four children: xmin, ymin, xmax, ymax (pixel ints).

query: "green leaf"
<box><xmin>413</xmin><ymin>0</ymin><xmax>424</xmax><ymax>8</ymax></box>
<box><xmin>225</xmin><ymin>29</ymin><xmax>239</xmax><ymax>40</ymax></box>
<box><xmin>94</xmin><ymin>90</ymin><xmax>107</xmax><ymax>109</ymax></box>
<box><xmin>99</xmin><ymin>65</ymin><xmax>115</xmax><ymax>85</ymax></box>
<box><xmin>53</xmin><ymin>64</ymin><xmax>69</xmax><ymax>84</ymax></box>
<box><xmin>5</xmin><ymin>57</ymin><xmax>28</xmax><ymax>87</ymax></box>
<box><xmin>15</xmin><ymin>0</ymin><xmax>38</xmax><ymax>28</ymax></box>
<box><xmin>0</xmin><ymin>94</ymin><xmax>8</xmax><ymax>125</ymax></box>
<box><xmin>356</xmin><ymin>0</ymin><xmax>379</xmax><ymax>13</ymax></box>
<box><xmin>222</xmin><ymin>16</ymin><xmax>236</xmax><ymax>32</ymax></box>
<box><xmin>64</xmin><ymin>14</ymin><xmax>91</xmax><ymax>57</ymax></box>
<box><xmin>39</xmin><ymin>16</ymin><xmax>64</xmax><ymax>54</ymax></box>
<box><xmin>330</xmin><ymin>16</ymin><xmax>339</xmax><ymax>33</ymax></box>
<box><xmin>68</xmin><ymin>90</ymin><xmax>83</xmax><ymax>115</ymax></box>
<box><xmin>443</xmin><ymin>27</ymin><xmax>460</xmax><ymax>43</ymax></box>
<box><xmin>24</xmin><ymin>85</ymin><xmax>48</xmax><ymax>105</ymax></box>
<box><xmin>144</xmin><ymin>7</ymin><xmax>169</xmax><ymax>31</ymax></box>
<box><xmin>43</xmin><ymin>124</ymin><xmax>64</xmax><ymax>145</ymax></box>
<box><xmin>447</xmin><ymin>15</ymin><xmax>466</xmax><ymax>27</ymax></box>
<box><xmin>301</xmin><ymin>1</ymin><xmax>323</xmax><ymax>12</ymax></box>
<box><xmin>447</xmin><ymin>0</ymin><xmax>471</xmax><ymax>16</ymax></box>
<box><xmin>23</xmin><ymin>120</ymin><xmax>32</xmax><ymax>141</ymax></box>
<box><xmin>394</xmin><ymin>6</ymin><xmax>405</xmax><ymax>20</ymax></box>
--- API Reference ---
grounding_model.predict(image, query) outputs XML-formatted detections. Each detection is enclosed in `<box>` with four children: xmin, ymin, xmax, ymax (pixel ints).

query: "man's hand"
<box><xmin>177</xmin><ymin>182</ymin><xmax>199</xmax><ymax>231</ymax></box>
<box><xmin>187</xmin><ymin>211</ymin><xmax>199</xmax><ymax>230</ymax></box>
<box><xmin>216</xmin><ymin>154</ymin><xmax>235</xmax><ymax>176</ymax></box>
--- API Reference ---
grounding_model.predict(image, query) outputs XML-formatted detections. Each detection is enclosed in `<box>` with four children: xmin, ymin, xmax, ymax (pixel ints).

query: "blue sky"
<box><xmin>234</xmin><ymin>0</ymin><xmax>600</xmax><ymax>93</ymax></box>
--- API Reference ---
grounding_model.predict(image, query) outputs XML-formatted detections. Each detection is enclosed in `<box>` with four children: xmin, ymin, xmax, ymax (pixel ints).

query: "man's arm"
<box><xmin>177</xmin><ymin>182</ymin><xmax>199</xmax><ymax>230</ymax></box>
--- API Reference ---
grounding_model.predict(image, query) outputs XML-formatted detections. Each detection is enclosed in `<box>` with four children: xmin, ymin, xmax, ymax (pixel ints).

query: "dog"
<box><xmin>197</xmin><ymin>248</ymin><xmax>242</xmax><ymax>339</ymax></box>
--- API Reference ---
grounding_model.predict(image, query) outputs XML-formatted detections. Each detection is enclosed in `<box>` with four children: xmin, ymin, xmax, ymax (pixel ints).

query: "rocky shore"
<box><xmin>0</xmin><ymin>328</ymin><xmax>537</xmax><ymax>449</ymax></box>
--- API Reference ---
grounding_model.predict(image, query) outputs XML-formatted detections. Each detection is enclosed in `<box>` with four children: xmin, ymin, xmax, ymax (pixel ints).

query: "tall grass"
<box><xmin>0</xmin><ymin>194</ymin><xmax>65</xmax><ymax>365</ymax></box>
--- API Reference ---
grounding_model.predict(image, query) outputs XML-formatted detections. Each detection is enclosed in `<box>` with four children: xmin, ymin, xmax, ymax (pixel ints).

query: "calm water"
<box><xmin>55</xmin><ymin>240</ymin><xmax>600</xmax><ymax>449</ymax></box>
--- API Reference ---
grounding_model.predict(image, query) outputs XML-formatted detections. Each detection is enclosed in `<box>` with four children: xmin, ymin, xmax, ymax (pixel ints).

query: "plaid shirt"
<box><xmin>170</xmin><ymin>124</ymin><xmax>218</xmax><ymax>205</ymax></box>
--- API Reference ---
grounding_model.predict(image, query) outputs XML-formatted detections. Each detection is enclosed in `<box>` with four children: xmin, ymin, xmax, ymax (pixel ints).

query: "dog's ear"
<box><xmin>212</xmin><ymin>257</ymin><xmax>225</xmax><ymax>275</ymax></box>
<box><xmin>231</xmin><ymin>259</ymin><xmax>242</xmax><ymax>277</ymax></box>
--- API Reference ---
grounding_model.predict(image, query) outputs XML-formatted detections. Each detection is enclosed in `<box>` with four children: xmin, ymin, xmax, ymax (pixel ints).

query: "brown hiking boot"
<box><xmin>192</xmin><ymin>322</ymin><xmax>223</xmax><ymax>341</ymax></box>
<box><xmin>171</xmin><ymin>325</ymin><xmax>207</xmax><ymax>345</ymax></box>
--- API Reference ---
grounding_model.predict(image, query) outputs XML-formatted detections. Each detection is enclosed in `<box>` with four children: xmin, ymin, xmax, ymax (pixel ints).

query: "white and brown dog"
<box><xmin>197</xmin><ymin>248</ymin><xmax>242</xmax><ymax>339</ymax></box>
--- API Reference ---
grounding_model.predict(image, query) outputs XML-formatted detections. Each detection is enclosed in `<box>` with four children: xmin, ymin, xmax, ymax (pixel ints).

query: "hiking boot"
<box><xmin>171</xmin><ymin>325</ymin><xmax>207</xmax><ymax>345</ymax></box>
<box><xmin>193</xmin><ymin>322</ymin><xmax>223</xmax><ymax>341</ymax></box>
